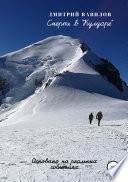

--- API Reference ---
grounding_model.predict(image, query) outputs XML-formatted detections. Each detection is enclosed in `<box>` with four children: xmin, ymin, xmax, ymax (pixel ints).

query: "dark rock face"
<box><xmin>80</xmin><ymin>42</ymin><xmax>90</xmax><ymax>53</ymax></box>
<box><xmin>123</xmin><ymin>81</ymin><xmax>128</xmax><ymax>88</ymax></box>
<box><xmin>80</xmin><ymin>43</ymin><xmax>86</xmax><ymax>52</ymax></box>
<box><xmin>95</xmin><ymin>58</ymin><xmax>123</xmax><ymax>92</ymax></box>
<box><xmin>0</xmin><ymin>76</ymin><xmax>9</xmax><ymax>104</ymax></box>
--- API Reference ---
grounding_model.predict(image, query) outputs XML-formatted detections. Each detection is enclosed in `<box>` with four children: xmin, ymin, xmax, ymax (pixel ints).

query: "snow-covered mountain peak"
<box><xmin>0</xmin><ymin>36</ymin><xmax>87</xmax><ymax>104</ymax></box>
<box><xmin>4</xmin><ymin>35</ymin><xmax>88</xmax><ymax>61</ymax></box>
<box><xmin>0</xmin><ymin>35</ymin><xmax>128</xmax><ymax>106</ymax></box>
<box><xmin>0</xmin><ymin>35</ymin><xmax>128</xmax><ymax>130</ymax></box>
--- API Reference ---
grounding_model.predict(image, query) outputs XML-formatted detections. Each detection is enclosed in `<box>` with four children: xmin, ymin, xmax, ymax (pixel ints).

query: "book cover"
<box><xmin>0</xmin><ymin>0</ymin><xmax>128</xmax><ymax>181</ymax></box>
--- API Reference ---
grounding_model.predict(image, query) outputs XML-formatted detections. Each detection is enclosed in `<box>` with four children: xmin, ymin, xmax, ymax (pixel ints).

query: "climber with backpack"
<box><xmin>89</xmin><ymin>112</ymin><xmax>94</xmax><ymax>124</ymax></box>
<box><xmin>96</xmin><ymin>111</ymin><xmax>103</xmax><ymax>126</ymax></box>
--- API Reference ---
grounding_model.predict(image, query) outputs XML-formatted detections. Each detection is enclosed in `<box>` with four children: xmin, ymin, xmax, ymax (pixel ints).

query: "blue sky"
<box><xmin>0</xmin><ymin>0</ymin><xmax>128</xmax><ymax>83</ymax></box>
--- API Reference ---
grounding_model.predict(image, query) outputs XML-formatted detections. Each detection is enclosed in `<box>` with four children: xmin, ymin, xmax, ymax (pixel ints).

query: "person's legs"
<box><xmin>90</xmin><ymin>119</ymin><xmax>92</xmax><ymax>124</ymax></box>
<box><xmin>98</xmin><ymin>119</ymin><xmax>100</xmax><ymax>126</ymax></box>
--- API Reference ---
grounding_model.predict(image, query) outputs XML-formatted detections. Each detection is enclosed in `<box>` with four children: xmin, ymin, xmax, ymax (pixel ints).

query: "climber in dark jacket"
<box><xmin>96</xmin><ymin>111</ymin><xmax>103</xmax><ymax>126</ymax></box>
<box><xmin>89</xmin><ymin>112</ymin><xmax>94</xmax><ymax>124</ymax></box>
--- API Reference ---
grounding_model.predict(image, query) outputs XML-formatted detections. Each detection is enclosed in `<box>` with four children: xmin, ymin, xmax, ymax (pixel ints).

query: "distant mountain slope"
<box><xmin>0</xmin><ymin>36</ymin><xmax>89</xmax><ymax>104</ymax></box>
<box><xmin>0</xmin><ymin>35</ymin><xmax>127</xmax><ymax>106</ymax></box>
<box><xmin>0</xmin><ymin>35</ymin><xmax>128</xmax><ymax>129</ymax></box>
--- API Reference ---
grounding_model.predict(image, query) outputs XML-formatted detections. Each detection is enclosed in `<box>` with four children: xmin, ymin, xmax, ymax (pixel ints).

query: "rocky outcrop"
<box><xmin>0</xmin><ymin>76</ymin><xmax>9</xmax><ymax>104</ymax></box>
<box><xmin>95</xmin><ymin>58</ymin><xmax>123</xmax><ymax>92</ymax></box>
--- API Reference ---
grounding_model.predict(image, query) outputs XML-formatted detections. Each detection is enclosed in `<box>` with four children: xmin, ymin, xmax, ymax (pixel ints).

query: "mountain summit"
<box><xmin>0</xmin><ymin>35</ymin><xmax>128</xmax><ymax>129</ymax></box>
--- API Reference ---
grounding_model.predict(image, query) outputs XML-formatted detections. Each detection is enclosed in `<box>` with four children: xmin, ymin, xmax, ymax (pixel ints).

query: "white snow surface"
<box><xmin>0</xmin><ymin>35</ymin><xmax>128</xmax><ymax>181</ymax></box>
<box><xmin>0</xmin><ymin>124</ymin><xmax>127</xmax><ymax>182</ymax></box>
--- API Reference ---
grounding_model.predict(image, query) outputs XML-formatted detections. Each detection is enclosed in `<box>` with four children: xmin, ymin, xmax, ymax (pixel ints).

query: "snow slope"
<box><xmin>0</xmin><ymin>36</ymin><xmax>127</xmax><ymax>128</ymax></box>
<box><xmin>0</xmin><ymin>35</ymin><xmax>128</xmax><ymax>182</ymax></box>
<box><xmin>0</xmin><ymin>35</ymin><xmax>128</xmax><ymax>129</ymax></box>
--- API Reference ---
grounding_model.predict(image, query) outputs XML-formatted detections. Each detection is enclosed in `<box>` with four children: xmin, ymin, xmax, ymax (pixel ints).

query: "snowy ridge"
<box><xmin>0</xmin><ymin>35</ymin><xmax>127</xmax><ymax>130</ymax></box>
